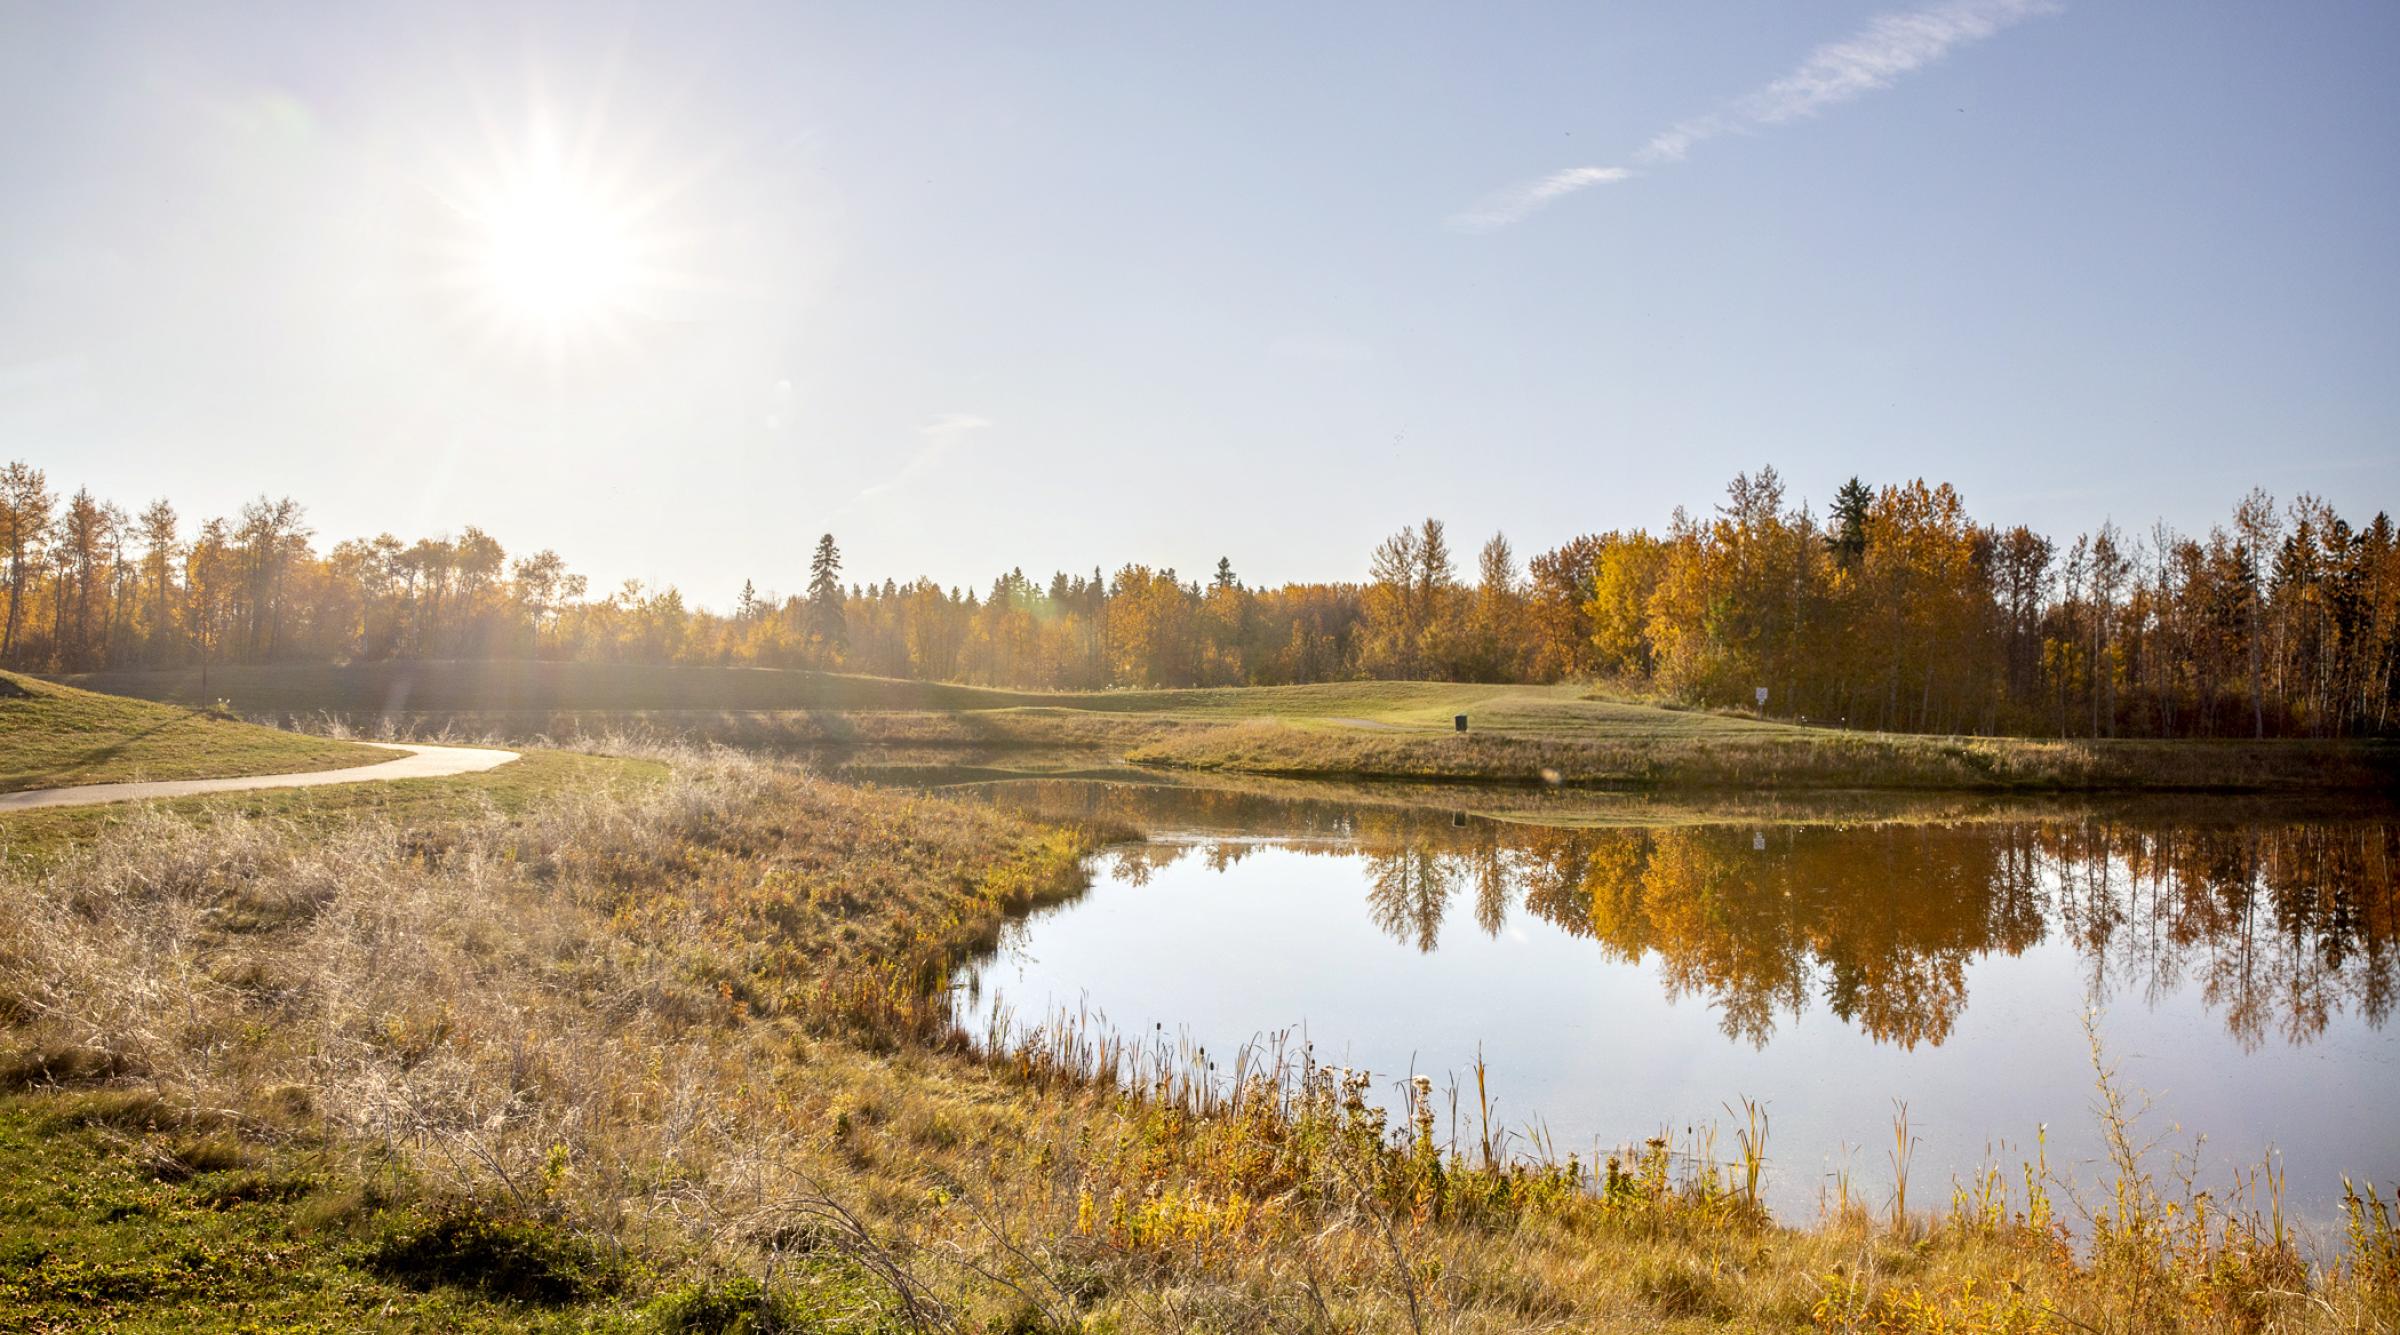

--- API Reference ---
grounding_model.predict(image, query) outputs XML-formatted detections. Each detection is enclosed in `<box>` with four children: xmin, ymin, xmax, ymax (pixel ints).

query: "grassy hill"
<box><xmin>61</xmin><ymin>660</ymin><xmax>1035</xmax><ymax>715</ymax></box>
<box><xmin>0</xmin><ymin>672</ymin><xmax>386</xmax><ymax>794</ymax></box>
<box><xmin>62</xmin><ymin>660</ymin><xmax>1785</xmax><ymax>737</ymax></box>
<box><xmin>57</xmin><ymin>660</ymin><xmax>2398</xmax><ymax>793</ymax></box>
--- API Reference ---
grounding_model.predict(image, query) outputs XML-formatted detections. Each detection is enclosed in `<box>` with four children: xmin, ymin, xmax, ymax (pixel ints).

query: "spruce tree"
<box><xmin>806</xmin><ymin>533</ymin><xmax>846</xmax><ymax>658</ymax></box>
<box><xmin>1829</xmin><ymin>476</ymin><xmax>1873</xmax><ymax>566</ymax></box>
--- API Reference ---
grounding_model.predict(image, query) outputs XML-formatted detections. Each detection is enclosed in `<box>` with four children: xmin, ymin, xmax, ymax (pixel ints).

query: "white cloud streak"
<box><xmin>857</xmin><ymin>413</ymin><xmax>993</xmax><ymax>500</ymax></box>
<box><xmin>1450</xmin><ymin>166</ymin><xmax>1634</xmax><ymax>232</ymax></box>
<box><xmin>917</xmin><ymin>412</ymin><xmax>993</xmax><ymax>441</ymax></box>
<box><xmin>1458</xmin><ymin>0</ymin><xmax>2060</xmax><ymax>229</ymax></box>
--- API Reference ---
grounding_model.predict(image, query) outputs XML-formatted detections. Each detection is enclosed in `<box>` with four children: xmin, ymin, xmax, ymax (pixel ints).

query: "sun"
<box><xmin>479</xmin><ymin>168</ymin><xmax>636</xmax><ymax>325</ymax></box>
<box><xmin>438</xmin><ymin>120</ymin><xmax>679</xmax><ymax>356</ymax></box>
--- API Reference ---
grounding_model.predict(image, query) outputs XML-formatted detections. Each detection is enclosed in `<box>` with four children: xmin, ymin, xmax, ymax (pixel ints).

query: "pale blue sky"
<box><xmin>3</xmin><ymin>2</ymin><xmax>2394</xmax><ymax>601</ymax></box>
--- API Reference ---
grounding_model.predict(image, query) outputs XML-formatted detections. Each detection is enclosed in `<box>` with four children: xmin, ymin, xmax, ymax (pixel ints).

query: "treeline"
<box><xmin>3</xmin><ymin>459</ymin><xmax>2394</xmax><ymax>737</ymax></box>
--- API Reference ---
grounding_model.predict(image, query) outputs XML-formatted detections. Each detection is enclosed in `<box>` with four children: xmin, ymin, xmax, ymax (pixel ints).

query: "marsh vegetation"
<box><xmin>3</xmin><ymin>743</ymin><xmax>2394</xmax><ymax>1330</ymax></box>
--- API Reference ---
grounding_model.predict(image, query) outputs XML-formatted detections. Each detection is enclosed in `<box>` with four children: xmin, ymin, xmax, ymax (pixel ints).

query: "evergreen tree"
<box><xmin>1213</xmin><ymin>556</ymin><xmax>1239</xmax><ymax>590</ymax></box>
<box><xmin>806</xmin><ymin>533</ymin><xmax>846</xmax><ymax>659</ymax></box>
<box><xmin>1829</xmin><ymin>476</ymin><xmax>1873</xmax><ymax>566</ymax></box>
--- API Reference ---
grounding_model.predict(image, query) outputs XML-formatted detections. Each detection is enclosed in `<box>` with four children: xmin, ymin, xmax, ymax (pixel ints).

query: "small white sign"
<box><xmin>1754</xmin><ymin>686</ymin><xmax>1769</xmax><ymax>707</ymax></box>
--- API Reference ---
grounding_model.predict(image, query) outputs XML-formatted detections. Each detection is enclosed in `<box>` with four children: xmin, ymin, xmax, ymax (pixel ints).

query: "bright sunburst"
<box><xmin>479</xmin><ymin>167</ymin><xmax>636</xmax><ymax>324</ymax></box>
<box><xmin>439</xmin><ymin>115</ymin><xmax>686</xmax><ymax>357</ymax></box>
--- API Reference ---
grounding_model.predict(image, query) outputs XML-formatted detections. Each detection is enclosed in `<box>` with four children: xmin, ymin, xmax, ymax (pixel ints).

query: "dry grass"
<box><xmin>2</xmin><ymin>746</ymin><xmax>2394</xmax><ymax>1330</ymax></box>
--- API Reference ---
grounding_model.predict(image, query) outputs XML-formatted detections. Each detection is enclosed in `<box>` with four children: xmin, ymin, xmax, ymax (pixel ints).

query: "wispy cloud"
<box><xmin>1452</xmin><ymin>166</ymin><xmax>1634</xmax><ymax>232</ymax></box>
<box><xmin>858</xmin><ymin>413</ymin><xmax>993</xmax><ymax>500</ymax></box>
<box><xmin>1454</xmin><ymin>0</ymin><xmax>2060</xmax><ymax>229</ymax></box>
<box><xmin>917</xmin><ymin>412</ymin><xmax>992</xmax><ymax>441</ymax></box>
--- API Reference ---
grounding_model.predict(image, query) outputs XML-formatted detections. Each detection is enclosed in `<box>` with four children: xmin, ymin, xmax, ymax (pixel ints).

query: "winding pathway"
<box><xmin>0</xmin><ymin>742</ymin><xmax>521</xmax><ymax>813</ymax></box>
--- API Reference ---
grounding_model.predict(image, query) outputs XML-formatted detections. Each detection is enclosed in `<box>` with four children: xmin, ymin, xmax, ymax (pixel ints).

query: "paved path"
<box><xmin>0</xmin><ymin>743</ymin><xmax>521</xmax><ymax>813</ymax></box>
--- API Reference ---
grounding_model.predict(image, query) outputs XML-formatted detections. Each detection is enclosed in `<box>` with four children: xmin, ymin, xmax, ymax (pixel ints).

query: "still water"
<box><xmin>950</xmin><ymin>779</ymin><xmax>2398</xmax><ymax>1227</ymax></box>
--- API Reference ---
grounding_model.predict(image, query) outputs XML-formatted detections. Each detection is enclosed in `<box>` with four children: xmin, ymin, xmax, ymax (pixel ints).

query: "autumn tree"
<box><xmin>1583</xmin><ymin>532</ymin><xmax>1668</xmax><ymax>678</ymax></box>
<box><xmin>185</xmin><ymin>517</ymin><xmax>235</xmax><ymax>691</ymax></box>
<box><xmin>235</xmin><ymin>496</ymin><xmax>309</xmax><ymax>660</ymax></box>
<box><xmin>1646</xmin><ymin>469</ymin><xmax>1825</xmax><ymax>712</ymax></box>
<box><xmin>1107</xmin><ymin>564</ymin><xmax>1198</xmax><ymax>686</ymax></box>
<box><xmin>0</xmin><ymin>462</ymin><xmax>52</xmax><ymax>663</ymax></box>
<box><xmin>1364</xmin><ymin>518</ymin><xmax>1458</xmax><ymax>678</ymax></box>
<box><xmin>137</xmin><ymin>499</ymin><xmax>180</xmax><ymax>662</ymax></box>
<box><xmin>1525</xmin><ymin>534</ymin><xmax>1607</xmax><ymax>680</ymax></box>
<box><xmin>1461</xmin><ymin>532</ymin><xmax>1528</xmax><ymax>682</ymax></box>
<box><xmin>0</xmin><ymin>458</ymin><xmax>2387</xmax><ymax>738</ymax></box>
<box><xmin>513</xmin><ymin>550</ymin><xmax>584</xmax><ymax>656</ymax></box>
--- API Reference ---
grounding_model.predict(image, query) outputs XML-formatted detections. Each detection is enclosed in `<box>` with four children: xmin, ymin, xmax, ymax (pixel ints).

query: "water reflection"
<box><xmin>971</xmin><ymin>780</ymin><xmax>2398</xmax><ymax>1053</ymax></box>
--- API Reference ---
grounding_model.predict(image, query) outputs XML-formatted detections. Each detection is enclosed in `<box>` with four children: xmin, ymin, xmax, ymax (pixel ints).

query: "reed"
<box><xmin>1889</xmin><ymin>1098</ymin><xmax>1916</xmax><ymax>1232</ymax></box>
<box><xmin>1728</xmin><ymin>1094</ymin><xmax>1770</xmax><ymax>1215</ymax></box>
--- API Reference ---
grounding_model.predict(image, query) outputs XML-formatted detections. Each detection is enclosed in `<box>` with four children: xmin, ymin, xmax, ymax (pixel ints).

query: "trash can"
<box><xmin>1454</xmin><ymin>714</ymin><xmax>1468</xmax><ymax>733</ymax></box>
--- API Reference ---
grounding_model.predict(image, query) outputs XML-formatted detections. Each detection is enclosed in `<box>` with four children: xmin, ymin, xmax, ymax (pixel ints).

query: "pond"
<box><xmin>945</xmin><ymin>777</ymin><xmax>2399</xmax><ymax>1228</ymax></box>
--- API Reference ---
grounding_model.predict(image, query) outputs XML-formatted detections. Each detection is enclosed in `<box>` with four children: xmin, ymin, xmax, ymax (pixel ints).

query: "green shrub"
<box><xmin>645</xmin><ymin>1276</ymin><xmax>805</xmax><ymax>1333</ymax></box>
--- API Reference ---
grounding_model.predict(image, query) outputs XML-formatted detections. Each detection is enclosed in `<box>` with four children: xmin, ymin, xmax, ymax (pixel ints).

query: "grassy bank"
<box><xmin>1125</xmin><ymin>718</ymin><xmax>2400</xmax><ymax>793</ymax></box>
<box><xmin>3</xmin><ymin>746</ymin><xmax>2393</xmax><ymax>1330</ymax></box>
<box><xmin>65</xmin><ymin>660</ymin><xmax>2400</xmax><ymax>793</ymax></box>
<box><xmin>0</xmin><ymin>670</ymin><xmax>385</xmax><ymax>793</ymax></box>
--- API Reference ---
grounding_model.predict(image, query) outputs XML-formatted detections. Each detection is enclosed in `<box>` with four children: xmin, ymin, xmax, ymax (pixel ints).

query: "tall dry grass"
<box><xmin>2</xmin><ymin>743</ymin><xmax>2395</xmax><ymax>1331</ymax></box>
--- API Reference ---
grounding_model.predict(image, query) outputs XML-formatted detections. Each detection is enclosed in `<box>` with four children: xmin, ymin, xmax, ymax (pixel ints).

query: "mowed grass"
<box><xmin>61</xmin><ymin>660</ymin><xmax>2399</xmax><ymax>792</ymax></box>
<box><xmin>0</xmin><ymin>671</ymin><xmax>385</xmax><ymax>793</ymax></box>
<box><xmin>0</xmin><ymin>748</ymin><xmax>656</xmax><ymax>865</ymax></box>
<box><xmin>66</xmin><ymin>660</ymin><xmax>1792</xmax><ymax>737</ymax></box>
<box><xmin>63</xmin><ymin>659</ymin><xmax>1042</xmax><ymax>714</ymax></box>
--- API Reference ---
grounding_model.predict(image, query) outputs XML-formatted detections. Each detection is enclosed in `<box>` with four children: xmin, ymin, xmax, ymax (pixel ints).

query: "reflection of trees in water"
<box><xmin>2045</xmin><ymin>822</ymin><xmax>2398</xmax><ymax>1050</ymax></box>
<box><xmin>977</xmin><ymin>780</ymin><xmax>2398</xmax><ymax>1051</ymax></box>
<box><xmin>1365</xmin><ymin>849</ymin><xmax>1456</xmax><ymax>953</ymax></box>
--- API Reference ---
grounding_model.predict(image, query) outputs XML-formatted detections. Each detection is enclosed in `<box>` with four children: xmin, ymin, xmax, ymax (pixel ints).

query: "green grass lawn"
<box><xmin>0</xmin><ymin>671</ymin><xmax>386</xmax><ymax>793</ymax></box>
<box><xmin>0</xmin><ymin>748</ymin><xmax>655</xmax><ymax>864</ymax></box>
<box><xmin>64</xmin><ymin>660</ymin><xmax>1792</xmax><ymax>738</ymax></box>
<box><xmin>58</xmin><ymin>660</ymin><xmax>2397</xmax><ymax>792</ymax></box>
<box><xmin>62</xmin><ymin>659</ymin><xmax>1039</xmax><ymax>714</ymax></box>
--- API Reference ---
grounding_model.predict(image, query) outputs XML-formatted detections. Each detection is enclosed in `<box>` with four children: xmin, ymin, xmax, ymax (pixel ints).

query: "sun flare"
<box><xmin>440</xmin><ymin>120</ymin><xmax>685</xmax><ymax>355</ymax></box>
<box><xmin>479</xmin><ymin>170</ymin><xmax>637</xmax><ymax>324</ymax></box>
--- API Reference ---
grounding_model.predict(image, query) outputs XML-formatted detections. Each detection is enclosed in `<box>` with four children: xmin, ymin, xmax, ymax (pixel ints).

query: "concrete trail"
<box><xmin>0</xmin><ymin>742</ymin><xmax>522</xmax><ymax>813</ymax></box>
